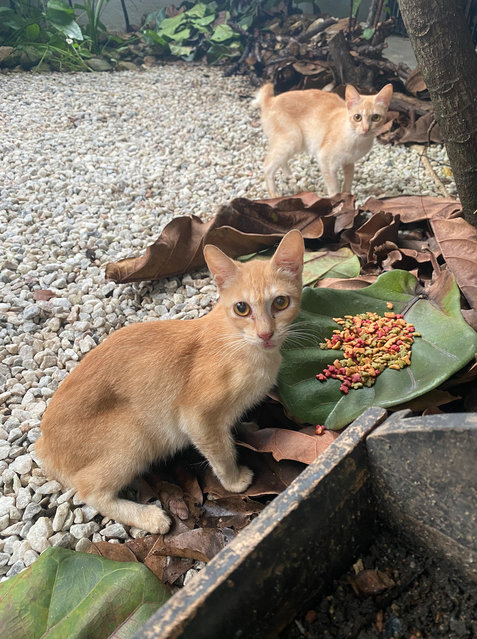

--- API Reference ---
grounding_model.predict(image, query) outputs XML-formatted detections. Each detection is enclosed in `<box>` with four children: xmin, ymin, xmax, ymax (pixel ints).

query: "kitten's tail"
<box><xmin>251</xmin><ymin>83</ymin><xmax>275</xmax><ymax>110</ymax></box>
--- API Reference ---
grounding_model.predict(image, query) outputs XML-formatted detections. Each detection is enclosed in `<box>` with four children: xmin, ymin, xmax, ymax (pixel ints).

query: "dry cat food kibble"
<box><xmin>316</xmin><ymin>306</ymin><xmax>421</xmax><ymax>394</ymax></box>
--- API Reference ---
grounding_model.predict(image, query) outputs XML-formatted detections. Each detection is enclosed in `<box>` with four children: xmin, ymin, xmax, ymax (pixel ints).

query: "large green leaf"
<box><xmin>0</xmin><ymin>547</ymin><xmax>171</xmax><ymax>639</ymax></box>
<box><xmin>302</xmin><ymin>247</ymin><xmax>360</xmax><ymax>286</ymax></box>
<box><xmin>278</xmin><ymin>270</ymin><xmax>477</xmax><ymax>429</ymax></box>
<box><xmin>47</xmin><ymin>0</ymin><xmax>83</xmax><ymax>41</ymax></box>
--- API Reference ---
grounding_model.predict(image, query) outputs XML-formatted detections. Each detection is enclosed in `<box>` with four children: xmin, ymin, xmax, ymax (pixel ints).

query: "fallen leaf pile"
<box><xmin>99</xmin><ymin>191</ymin><xmax>477</xmax><ymax>585</ymax></box>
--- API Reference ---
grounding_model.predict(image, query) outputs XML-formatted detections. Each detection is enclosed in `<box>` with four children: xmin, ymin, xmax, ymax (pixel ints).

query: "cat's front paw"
<box><xmin>220</xmin><ymin>465</ymin><xmax>253</xmax><ymax>493</ymax></box>
<box><xmin>138</xmin><ymin>505</ymin><xmax>171</xmax><ymax>535</ymax></box>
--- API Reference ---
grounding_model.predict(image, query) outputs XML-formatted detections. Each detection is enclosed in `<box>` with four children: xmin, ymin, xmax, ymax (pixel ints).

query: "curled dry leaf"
<box><xmin>105</xmin><ymin>193</ymin><xmax>347</xmax><ymax>283</ymax></box>
<box><xmin>364</xmin><ymin>195</ymin><xmax>461</xmax><ymax>223</ymax></box>
<box><xmin>431</xmin><ymin>217</ymin><xmax>477</xmax><ymax>312</ymax></box>
<box><xmin>148</xmin><ymin>527</ymin><xmax>227</xmax><ymax>563</ymax></box>
<box><xmin>237</xmin><ymin>427</ymin><xmax>339</xmax><ymax>465</ymax></box>
<box><xmin>341</xmin><ymin>211</ymin><xmax>399</xmax><ymax>263</ymax></box>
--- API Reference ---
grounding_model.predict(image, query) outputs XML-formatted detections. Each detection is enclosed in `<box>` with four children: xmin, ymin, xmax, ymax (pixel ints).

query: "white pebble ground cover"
<box><xmin>0</xmin><ymin>62</ymin><xmax>455</xmax><ymax>580</ymax></box>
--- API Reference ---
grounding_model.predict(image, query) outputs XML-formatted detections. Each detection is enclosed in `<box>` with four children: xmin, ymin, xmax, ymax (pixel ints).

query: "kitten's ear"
<box><xmin>345</xmin><ymin>84</ymin><xmax>361</xmax><ymax>109</ymax></box>
<box><xmin>375</xmin><ymin>83</ymin><xmax>393</xmax><ymax>109</ymax></box>
<box><xmin>203</xmin><ymin>245</ymin><xmax>239</xmax><ymax>289</ymax></box>
<box><xmin>271</xmin><ymin>230</ymin><xmax>304</xmax><ymax>277</ymax></box>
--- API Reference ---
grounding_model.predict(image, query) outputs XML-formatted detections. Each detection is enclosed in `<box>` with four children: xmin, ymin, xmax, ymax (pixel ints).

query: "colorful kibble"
<box><xmin>316</xmin><ymin>310</ymin><xmax>420</xmax><ymax>394</ymax></box>
<box><xmin>315</xmin><ymin>424</ymin><xmax>326</xmax><ymax>435</ymax></box>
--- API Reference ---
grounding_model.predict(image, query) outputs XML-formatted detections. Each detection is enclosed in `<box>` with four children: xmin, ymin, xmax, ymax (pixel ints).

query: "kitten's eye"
<box><xmin>371</xmin><ymin>113</ymin><xmax>381</xmax><ymax>122</ymax></box>
<box><xmin>234</xmin><ymin>302</ymin><xmax>251</xmax><ymax>317</ymax></box>
<box><xmin>353</xmin><ymin>113</ymin><xmax>362</xmax><ymax>122</ymax></box>
<box><xmin>272</xmin><ymin>295</ymin><xmax>290</xmax><ymax>311</ymax></box>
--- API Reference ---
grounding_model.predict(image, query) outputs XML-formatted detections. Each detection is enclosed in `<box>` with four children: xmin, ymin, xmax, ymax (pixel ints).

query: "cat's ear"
<box><xmin>203</xmin><ymin>245</ymin><xmax>239</xmax><ymax>289</ymax></box>
<box><xmin>345</xmin><ymin>84</ymin><xmax>361</xmax><ymax>109</ymax></box>
<box><xmin>375</xmin><ymin>83</ymin><xmax>393</xmax><ymax>109</ymax></box>
<box><xmin>271</xmin><ymin>230</ymin><xmax>304</xmax><ymax>277</ymax></box>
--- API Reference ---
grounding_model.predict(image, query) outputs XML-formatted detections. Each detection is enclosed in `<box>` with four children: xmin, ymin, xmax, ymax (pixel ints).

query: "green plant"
<box><xmin>143</xmin><ymin>2</ymin><xmax>242</xmax><ymax>63</ymax></box>
<box><xmin>74</xmin><ymin>0</ymin><xmax>111</xmax><ymax>54</ymax></box>
<box><xmin>0</xmin><ymin>0</ymin><xmax>89</xmax><ymax>70</ymax></box>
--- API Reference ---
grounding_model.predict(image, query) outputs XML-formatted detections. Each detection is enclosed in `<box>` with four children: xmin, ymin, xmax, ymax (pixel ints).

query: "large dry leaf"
<box><xmin>237</xmin><ymin>427</ymin><xmax>338</xmax><ymax>464</ymax></box>
<box><xmin>364</xmin><ymin>195</ymin><xmax>461</xmax><ymax>223</ymax></box>
<box><xmin>105</xmin><ymin>193</ymin><xmax>352</xmax><ymax>283</ymax></box>
<box><xmin>341</xmin><ymin>211</ymin><xmax>399</xmax><ymax>262</ymax></box>
<box><xmin>87</xmin><ymin>542</ymin><xmax>138</xmax><ymax>563</ymax></box>
<box><xmin>398</xmin><ymin>112</ymin><xmax>443</xmax><ymax>144</ymax></box>
<box><xmin>431</xmin><ymin>217</ymin><xmax>477</xmax><ymax>312</ymax></box>
<box><xmin>200</xmin><ymin>448</ymin><xmax>303</xmax><ymax>498</ymax></box>
<box><xmin>148</xmin><ymin>528</ymin><xmax>227</xmax><ymax>562</ymax></box>
<box><xmin>200</xmin><ymin>496</ymin><xmax>265</xmax><ymax>531</ymax></box>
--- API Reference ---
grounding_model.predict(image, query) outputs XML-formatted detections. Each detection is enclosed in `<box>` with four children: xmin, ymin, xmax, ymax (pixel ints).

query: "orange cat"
<box><xmin>36</xmin><ymin>231</ymin><xmax>304</xmax><ymax>534</ymax></box>
<box><xmin>253</xmin><ymin>83</ymin><xmax>393</xmax><ymax>197</ymax></box>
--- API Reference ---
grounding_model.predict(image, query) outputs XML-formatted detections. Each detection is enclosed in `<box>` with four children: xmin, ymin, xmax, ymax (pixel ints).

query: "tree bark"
<box><xmin>397</xmin><ymin>0</ymin><xmax>477</xmax><ymax>225</ymax></box>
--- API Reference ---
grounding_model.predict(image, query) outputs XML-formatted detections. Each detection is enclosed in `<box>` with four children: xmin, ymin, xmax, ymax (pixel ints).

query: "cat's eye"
<box><xmin>272</xmin><ymin>295</ymin><xmax>290</xmax><ymax>311</ymax></box>
<box><xmin>353</xmin><ymin>113</ymin><xmax>362</xmax><ymax>121</ymax></box>
<box><xmin>371</xmin><ymin>113</ymin><xmax>381</xmax><ymax>122</ymax></box>
<box><xmin>234</xmin><ymin>301</ymin><xmax>251</xmax><ymax>317</ymax></box>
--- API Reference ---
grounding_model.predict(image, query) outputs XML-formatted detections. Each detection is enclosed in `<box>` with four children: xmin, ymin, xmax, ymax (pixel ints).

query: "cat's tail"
<box><xmin>251</xmin><ymin>83</ymin><xmax>275</xmax><ymax>110</ymax></box>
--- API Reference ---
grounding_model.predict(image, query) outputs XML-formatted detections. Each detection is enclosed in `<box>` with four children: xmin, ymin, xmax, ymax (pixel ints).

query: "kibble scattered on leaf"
<box><xmin>316</xmin><ymin>310</ymin><xmax>421</xmax><ymax>393</ymax></box>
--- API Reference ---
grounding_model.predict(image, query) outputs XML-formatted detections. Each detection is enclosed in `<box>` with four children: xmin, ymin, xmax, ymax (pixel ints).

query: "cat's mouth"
<box><xmin>261</xmin><ymin>339</ymin><xmax>277</xmax><ymax>350</ymax></box>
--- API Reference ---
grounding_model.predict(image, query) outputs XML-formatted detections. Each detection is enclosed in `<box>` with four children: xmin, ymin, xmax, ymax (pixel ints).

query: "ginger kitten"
<box><xmin>36</xmin><ymin>230</ymin><xmax>304</xmax><ymax>534</ymax></box>
<box><xmin>253</xmin><ymin>83</ymin><xmax>393</xmax><ymax>197</ymax></box>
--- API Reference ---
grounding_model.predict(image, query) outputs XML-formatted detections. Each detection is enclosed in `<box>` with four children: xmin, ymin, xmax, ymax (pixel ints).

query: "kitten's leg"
<box><xmin>342</xmin><ymin>163</ymin><xmax>355</xmax><ymax>193</ymax></box>
<box><xmin>189</xmin><ymin>426</ymin><xmax>253</xmax><ymax>493</ymax></box>
<box><xmin>320</xmin><ymin>161</ymin><xmax>340</xmax><ymax>196</ymax></box>
<box><xmin>74</xmin><ymin>467</ymin><xmax>171</xmax><ymax>534</ymax></box>
<box><xmin>264</xmin><ymin>134</ymin><xmax>299</xmax><ymax>198</ymax></box>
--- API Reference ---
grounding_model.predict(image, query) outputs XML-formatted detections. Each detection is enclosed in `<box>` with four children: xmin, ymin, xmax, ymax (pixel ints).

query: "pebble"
<box><xmin>0</xmin><ymin>62</ymin><xmax>455</xmax><ymax>580</ymax></box>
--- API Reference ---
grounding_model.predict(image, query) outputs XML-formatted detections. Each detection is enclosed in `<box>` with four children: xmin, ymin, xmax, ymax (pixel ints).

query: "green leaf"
<box><xmin>302</xmin><ymin>247</ymin><xmax>360</xmax><ymax>286</ymax></box>
<box><xmin>47</xmin><ymin>0</ymin><xmax>83</xmax><ymax>41</ymax></box>
<box><xmin>25</xmin><ymin>23</ymin><xmax>41</xmax><ymax>41</ymax></box>
<box><xmin>185</xmin><ymin>3</ymin><xmax>209</xmax><ymax>19</ymax></box>
<box><xmin>158</xmin><ymin>13</ymin><xmax>186</xmax><ymax>38</ymax></box>
<box><xmin>209</xmin><ymin>23</ymin><xmax>237</xmax><ymax>43</ymax></box>
<box><xmin>363</xmin><ymin>27</ymin><xmax>375</xmax><ymax>40</ymax></box>
<box><xmin>0</xmin><ymin>547</ymin><xmax>171</xmax><ymax>639</ymax></box>
<box><xmin>278</xmin><ymin>270</ymin><xmax>477</xmax><ymax>430</ymax></box>
<box><xmin>352</xmin><ymin>0</ymin><xmax>363</xmax><ymax>17</ymax></box>
<box><xmin>168</xmin><ymin>27</ymin><xmax>192</xmax><ymax>42</ymax></box>
<box><xmin>169</xmin><ymin>43</ymin><xmax>195</xmax><ymax>59</ymax></box>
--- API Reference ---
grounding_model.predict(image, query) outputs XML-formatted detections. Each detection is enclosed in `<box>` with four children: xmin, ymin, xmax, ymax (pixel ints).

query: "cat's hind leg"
<box><xmin>263</xmin><ymin>132</ymin><xmax>300</xmax><ymax>198</ymax></box>
<box><xmin>319</xmin><ymin>159</ymin><xmax>340</xmax><ymax>196</ymax></box>
<box><xmin>342</xmin><ymin>163</ymin><xmax>355</xmax><ymax>193</ymax></box>
<box><xmin>73</xmin><ymin>466</ymin><xmax>171</xmax><ymax>534</ymax></box>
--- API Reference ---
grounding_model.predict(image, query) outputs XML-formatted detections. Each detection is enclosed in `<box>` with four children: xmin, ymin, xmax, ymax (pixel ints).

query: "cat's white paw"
<box><xmin>220</xmin><ymin>465</ymin><xmax>253</xmax><ymax>493</ymax></box>
<box><xmin>138</xmin><ymin>505</ymin><xmax>171</xmax><ymax>535</ymax></box>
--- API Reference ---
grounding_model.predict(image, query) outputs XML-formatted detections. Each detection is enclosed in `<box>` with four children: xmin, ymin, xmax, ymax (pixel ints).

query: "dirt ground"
<box><xmin>281</xmin><ymin>526</ymin><xmax>477</xmax><ymax>639</ymax></box>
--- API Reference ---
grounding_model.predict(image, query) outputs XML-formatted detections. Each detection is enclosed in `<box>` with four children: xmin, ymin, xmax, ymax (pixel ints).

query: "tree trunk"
<box><xmin>397</xmin><ymin>0</ymin><xmax>477</xmax><ymax>225</ymax></box>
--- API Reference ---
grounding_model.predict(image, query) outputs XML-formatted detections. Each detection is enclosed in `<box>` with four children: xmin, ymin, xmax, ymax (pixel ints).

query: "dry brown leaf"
<box><xmin>364</xmin><ymin>195</ymin><xmax>461</xmax><ymax>223</ymax></box>
<box><xmin>87</xmin><ymin>541</ymin><xmax>138</xmax><ymax>563</ymax></box>
<box><xmin>105</xmin><ymin>193</ymin><xmax>356</xmax><ymax>283</ymax></box>
<box><xmin>341</xmin><ymin>211</ymin><xmax>399</xmax><ymax>262</ymax></box>
<box><xmin>200</xmin><ymin>496</ymin><xmax>265</xmax><ymax>531</ymax></box>
<box><xmin>431</xmin><ymin>217</ymin><xmax>477</xmax><ymax>311</ymax></box>
<box><xmin>148</xmin><ymin>527</ymin><xmax>227</xmax><ymax>562</ymax></box>
<box><xmin>237</xmin><ymin>427</ymin><xmax>339</xmax><ymax>465</ymax></box>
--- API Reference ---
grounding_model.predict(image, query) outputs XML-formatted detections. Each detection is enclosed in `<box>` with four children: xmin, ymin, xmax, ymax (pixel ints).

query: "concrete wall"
<box><xmin>0</xmin><ymin>1</ymin><xmax>373</xmax><ymax>32</ymax></box>
<box><xmin>102</xmin><ymin>1</ymin><xmax>374</xmax><ymax>31</ymax></box>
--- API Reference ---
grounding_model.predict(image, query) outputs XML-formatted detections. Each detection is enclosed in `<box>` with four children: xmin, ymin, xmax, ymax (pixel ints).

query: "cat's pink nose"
<box><xmin>258</xmin><ymin>331</ymin><xmax>274</xmax><ymax>341</ymax></box>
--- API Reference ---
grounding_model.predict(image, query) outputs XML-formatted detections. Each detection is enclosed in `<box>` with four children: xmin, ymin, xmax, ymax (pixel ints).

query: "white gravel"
<box><xmin>0</xmin><ymin>61</ymin><xmax>456</xmax><ymax>580</ymax></box>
